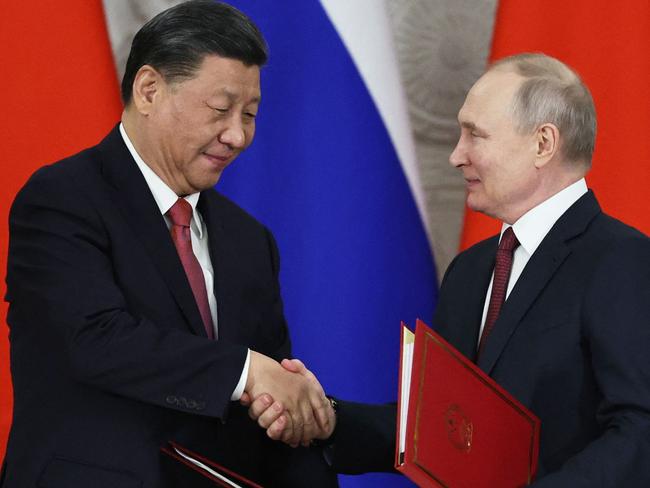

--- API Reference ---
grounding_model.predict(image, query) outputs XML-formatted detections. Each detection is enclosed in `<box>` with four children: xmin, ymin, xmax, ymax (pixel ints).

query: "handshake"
<box><xmin>243</xmin><ymin>351</ymin><xmax>336</xmax><ymax>447</ymax></box>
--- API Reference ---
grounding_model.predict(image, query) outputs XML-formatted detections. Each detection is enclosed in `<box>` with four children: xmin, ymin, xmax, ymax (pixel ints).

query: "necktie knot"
<box><xmin>167</xmin><ymin>198</ymin><xmax>192</xmax><ymax>227</ymax></box>
<box><xmin>498</xmin><ymin>227</ymin><xmax>520</xmax><ymax>253</ymax></box>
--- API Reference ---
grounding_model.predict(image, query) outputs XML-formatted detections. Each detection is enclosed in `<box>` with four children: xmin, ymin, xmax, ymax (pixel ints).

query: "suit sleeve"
<box><xmin>532</xmin><ymin>236</ymin><xmax>650</xmax><ymax>487</ymax></box>
<box><xmin>323</xmin><ymin>400</ymin><xmax>397</xmax><ymax>474</ymax></box>
<box><xmin>6</xmin><ymin>167</ymin><xmax>250</xmax><ymax>420</ymax></box>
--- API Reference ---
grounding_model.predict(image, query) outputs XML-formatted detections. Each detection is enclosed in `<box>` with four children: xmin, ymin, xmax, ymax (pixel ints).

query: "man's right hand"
<box><xmin>244</xmin><ymin>352</ymin><xmax>332</xmax><ymax>447</ymax></box>
<box><xmin>243</xmin><ymin>357</ymin><xmax>336</xmax><ymax>446</ymax></box>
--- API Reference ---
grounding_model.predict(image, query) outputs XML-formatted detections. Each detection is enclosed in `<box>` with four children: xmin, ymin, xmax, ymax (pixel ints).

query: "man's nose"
<box><xmin>219</xmin><ymin>119</ymin><xmax>246</xmax><ymax>149</ymax></box>
<box><xmin>449</xmin><ymin>138</ymin><xmax>466</xmax><ymax>168</ymax></box>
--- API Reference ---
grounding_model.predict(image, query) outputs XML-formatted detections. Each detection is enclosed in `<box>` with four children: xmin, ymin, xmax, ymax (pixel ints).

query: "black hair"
<box><xmin>121</xmin><ymin>0</ymin><xmax>267</xmax><ymax>105</ymax></box>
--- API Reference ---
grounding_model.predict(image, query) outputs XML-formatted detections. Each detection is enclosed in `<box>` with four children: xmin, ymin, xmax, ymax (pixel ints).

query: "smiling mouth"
<box><xmin>203</xmin><ymin>151</ymin><xmax>230</xmax><ymax>161</ymax></box>
<box><xmin>202</xmin><ymin>152</ymin><xmax>233</xmax><ymax>168</ymax></box>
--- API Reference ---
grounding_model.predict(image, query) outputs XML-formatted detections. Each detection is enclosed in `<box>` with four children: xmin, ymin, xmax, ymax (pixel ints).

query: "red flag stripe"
<box><xmin>0</xmin><ymin>1</ymin><xmax>122</xmax><ymax>458</ymax></box>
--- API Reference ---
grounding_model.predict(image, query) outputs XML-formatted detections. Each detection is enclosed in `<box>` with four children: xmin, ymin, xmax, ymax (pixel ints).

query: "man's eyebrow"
<box><xmin>460</xmin><ymin>121</ymin><xmax>477</xmax><ymax>131</ymax></box>
<box><xmin>218</xmin><ymin>89</ymin><xmax>261</xmax><ymax>104</ymax></box>
<box><xmin>460</xmin><ymin>121</ymin><xmax>489</xmax><ymax>135</ymax></box>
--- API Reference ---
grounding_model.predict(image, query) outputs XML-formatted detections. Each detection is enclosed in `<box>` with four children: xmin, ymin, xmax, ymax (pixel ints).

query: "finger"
<box><xmin>302</xmin><ymin>376</ymin><xmax>328</xmax><ymax>430</ymax></box>
<box><xmin>240</xmin><ymin>391</ymin><xmax>252</xmax><ymax>406</ymax></box>
<box><xmin>312</xmin><ymin>395</ymin><xmax>332</xmax><ymax>433</ymax></box>
<box><xmin>315</xmin><ymin>399</ymin><xmax>336</xmax><ymax>439</ymax></box>
<box><xmin>280</xmin><ymin>415</ymin><xmax>297</xmax><ymax>446</ymax></box>
<box><xmin>302</xmin><ymin>368</ymin><xmax>321</xmax><ymax>385</ymax></box>
<box><xmin>288</xmin><ymin>411</ymin><xmax>304</xmax><ymax>448</ymax></box>
<box><xmin>299</xmin><ymin>396</ymin><xmax>316</xmax><ymax>445</ymax></box>
<box><xmin>247</xmin><ymin>394</ymin><xmax>273</xmax><ymax>421</ymax></box>
<box><xmin>301</xmin><ymin>420</ymin><xmax>317</xmax><ymax>446</ymax></box>
<box><xmin>280</xmin><ymin>358</ymin><xmax>304</xmax><ymax>373</ymax></box>
<box><xmin>282</xmin><ymin>359</ymin><xmax>323</xmax><ymax>391</ymax></box>
<box><xmin>266</xmin><ymin>414</ymin><xmax>288</xmax><ymax>441</ymax></box>
<box><xmin>257</xmin><ymin>401</ymin><xmax>284</xmax><ymax>429</ymax></box>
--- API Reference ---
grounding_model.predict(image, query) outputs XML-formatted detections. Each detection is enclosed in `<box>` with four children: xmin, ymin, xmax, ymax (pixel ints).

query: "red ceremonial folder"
<box><xmin>161</xmin><ymin>441</ymin><xmax>264</xmax><ymax>488</ymax></box>
<box><xmin>396</xmin><ymin>320</ymin><xmax>540</xmax><ymax>488</ymax></box>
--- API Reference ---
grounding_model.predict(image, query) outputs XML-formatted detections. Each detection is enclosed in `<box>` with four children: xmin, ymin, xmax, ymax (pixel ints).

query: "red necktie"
<box><xmin>166</xmin><ymin>198</ymin><xmax>215</xmax><ymax>339</ymax></box>
<box><xmin>478</xmin><ymin>227</ymin><xmax>519</xmax><ymax>357</ymax></box>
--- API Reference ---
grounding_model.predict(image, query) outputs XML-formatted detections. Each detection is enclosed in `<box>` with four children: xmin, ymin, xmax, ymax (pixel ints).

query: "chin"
<box><xmin>194</xmin><ymin>173</ymin><xmax>223</xmax><ymax>191</ymax></box>
<box><xmin>466</xmin><ymin>195</ymin><xmax>484</xmax><ymax>213</ymax></box>
<box><xmin>466</xmin><ymin>197</ymin><xmax>499</xmax><ymax>220</ymax></box>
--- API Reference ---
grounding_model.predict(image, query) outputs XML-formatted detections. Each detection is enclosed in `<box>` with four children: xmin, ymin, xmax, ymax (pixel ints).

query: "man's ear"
<box><xmin>534</xmin><ymin>123</ymin><xmax>560</xmax><ymax>169</ymax></box>
<box><xmin>131</xmin><ymin>65</ymin><xmax>165</xmax><ymax>116</ymax></box>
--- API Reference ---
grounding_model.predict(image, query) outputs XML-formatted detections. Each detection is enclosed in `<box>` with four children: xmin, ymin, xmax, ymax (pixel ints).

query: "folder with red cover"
<box><xmin>396</xmin><ymin>320</ymin><xmax>540</xmax><ymax>488</ymax></box>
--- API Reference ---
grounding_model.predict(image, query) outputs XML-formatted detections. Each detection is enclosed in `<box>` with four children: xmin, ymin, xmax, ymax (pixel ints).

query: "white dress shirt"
<box><xmin>477</xmin><ymin>179</ymin><xmax>588</xmax><ymax>345</ymax></box>
<box><xmin>119</xmin><ymin>123</ymin><xmax>249</xmax><ymax>399</ymax></box>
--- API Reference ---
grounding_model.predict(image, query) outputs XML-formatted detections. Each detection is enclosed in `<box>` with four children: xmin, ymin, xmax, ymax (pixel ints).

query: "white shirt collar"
<box><xmin>502</xmin><ymin>178</ymin><xmax>588</xmax><ymax>255</ymax></box>
<box><xmin>119</xmin><ymin>123</ymin><xmax>203</xmax><ymax>238</ymax></box>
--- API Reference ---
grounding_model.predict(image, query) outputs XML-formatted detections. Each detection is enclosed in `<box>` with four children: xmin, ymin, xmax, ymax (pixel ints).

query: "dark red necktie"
<box><xmin>478</xmin><ymin>227</ymin><xmax>519</xmax><ymax>357</ymax></box>
<box><xmin>166</xmin><ymin>198</ymin><xmax>215</xmax><ymax>339</ymax></box>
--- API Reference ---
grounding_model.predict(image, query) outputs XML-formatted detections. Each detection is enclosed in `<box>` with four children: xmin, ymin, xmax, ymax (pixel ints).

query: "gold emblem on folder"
<box><xmin>444</xmin><ymin>404</ymin><xmax>473</xmax><ymax>453</ymax></box>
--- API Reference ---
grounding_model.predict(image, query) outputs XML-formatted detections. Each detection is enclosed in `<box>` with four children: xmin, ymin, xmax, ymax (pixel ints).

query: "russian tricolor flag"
<box><xmin>0</xmin><ymin>2</ymin><xmax>437</xmax><ymax>486</ymax></box>
<box><xmin>220</xmin><ymin>3</ymin><xmax>437</xmax><ymax>486</ymax></box>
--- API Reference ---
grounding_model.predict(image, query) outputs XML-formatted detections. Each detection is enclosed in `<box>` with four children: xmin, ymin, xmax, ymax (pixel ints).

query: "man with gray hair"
<box><xmin>248</xmin><ymin>52</ymin><xmax>650</xmax><ymax>486</ymax></box>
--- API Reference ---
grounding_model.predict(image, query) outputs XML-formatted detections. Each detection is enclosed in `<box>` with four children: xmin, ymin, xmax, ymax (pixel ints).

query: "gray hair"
<box><xmin>490</xmin><ymin>53</ymin><xmax>596</xmax><ymax>166</ymax></box>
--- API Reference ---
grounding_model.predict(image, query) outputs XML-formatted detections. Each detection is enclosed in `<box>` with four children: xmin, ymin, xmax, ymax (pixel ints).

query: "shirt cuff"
<box><xmin>230</xmin><ymin>348</ymin><xmax>251</xmax><ymax>401</ymax></box>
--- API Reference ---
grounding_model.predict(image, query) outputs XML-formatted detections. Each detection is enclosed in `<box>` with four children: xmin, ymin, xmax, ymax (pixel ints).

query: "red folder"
<box><xmin>161</xmin><ymin>441</ymin><xmax>264</xmax><ymax>488</ymax></box>
<box><xmin>396</xmin><ymin>320</ymin><xmax>540</xmax><ymax>487</ymax></box>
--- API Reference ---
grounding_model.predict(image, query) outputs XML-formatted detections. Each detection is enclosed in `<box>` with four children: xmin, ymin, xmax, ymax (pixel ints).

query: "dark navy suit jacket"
<box><xmin>330</xmin><ymin>191</ymin><xmax>650</xmax><ymax>487</ymax></box>
<box><xmin>2</xmin><ymin>126</ymin><xmax>337</xmax><ymax>487</ymax></box>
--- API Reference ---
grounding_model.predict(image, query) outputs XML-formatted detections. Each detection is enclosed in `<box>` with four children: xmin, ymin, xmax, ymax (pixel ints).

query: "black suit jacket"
<box><xmin>2</xmin><ymin>126</ymin><xmax>337</xmax><ymax>487</ymax></box>
<box><xmin>330</xmin><ymin>191</ymin><xmax>650</xmax><ymax>487</ymax></box>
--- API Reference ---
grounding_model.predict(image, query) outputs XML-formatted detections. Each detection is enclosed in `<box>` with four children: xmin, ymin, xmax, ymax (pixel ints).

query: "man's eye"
<box><xmin>244</xmin><ymin>112</ymin><xmax>257</xmax><ymax>119</ymax></box>
<box><xmin>215</xmin><ymin>108</ymin><xmax>228</xmax><ymax>114</ymax></box>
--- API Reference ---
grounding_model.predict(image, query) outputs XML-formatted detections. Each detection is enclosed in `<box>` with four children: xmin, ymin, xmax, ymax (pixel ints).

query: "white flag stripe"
<box><xmin>319</xmin><ymin>0</ymin><xmax>431</xmax><ymax>241</ymax></box>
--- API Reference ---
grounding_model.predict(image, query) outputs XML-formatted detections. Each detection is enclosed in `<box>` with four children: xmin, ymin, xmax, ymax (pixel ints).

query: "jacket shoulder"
<box><xmin>200</xmin><ymin>189</ymin><xmax>271</xmax><ymax>235</ymax></box>
<box><xmin>444</xmin><ymin>234</ymin><xmax>499</xmax><ymax>276</ymax></box>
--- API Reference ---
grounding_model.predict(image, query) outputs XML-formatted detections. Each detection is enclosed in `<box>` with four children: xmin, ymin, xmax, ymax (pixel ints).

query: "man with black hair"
<box><xmin>2</xmin><ymin>2</ymin><xmax>336</xmax><ymax>487</ymax></box>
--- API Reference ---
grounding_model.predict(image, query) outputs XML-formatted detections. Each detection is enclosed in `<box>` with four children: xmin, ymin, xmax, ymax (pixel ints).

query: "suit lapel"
<box><xmin>97</xmin><ymin>126</ymin><xmax>208</xmax><ymax>338</ymax></box>
<box><xmin>197</xmin><ymin>191</ymin><xmax>243</xmax><ymax>344</ymax></box>
<box><xmin>450</xmin><ymin>240</ymin><xmax>497</xmax><ymax>362</ymax></box>
<box><xmin>476</xmin><ymin>241</ymin><xmax>571</xmax><ymax>373</ymax></box>
<box><xmin>477</xmin><ymin>191</ymin><xmax>602</xmax><ymax>374</ymax></box>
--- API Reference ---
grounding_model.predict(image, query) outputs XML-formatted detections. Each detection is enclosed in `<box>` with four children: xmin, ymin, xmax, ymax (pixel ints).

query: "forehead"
<box><xmin>181</xmin><ymin>55</ymin><xmax>261</xmax><ymax>101</ymax></box>
<box><xmin>458</xmin><ymin>69</ymin><xmax>523</xmax><ymax>127</ymax></box>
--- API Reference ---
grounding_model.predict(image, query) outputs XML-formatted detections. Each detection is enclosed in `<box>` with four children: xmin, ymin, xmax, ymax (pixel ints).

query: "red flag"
<box><xmin>0</xmin><ymin>1</ymin><xmax>122</xmax><ymax>458</ymax></box>
<box><xmin>460</xmin><ymin>0</ymin><xmax>650</xmax><ymax>249</ymax></box>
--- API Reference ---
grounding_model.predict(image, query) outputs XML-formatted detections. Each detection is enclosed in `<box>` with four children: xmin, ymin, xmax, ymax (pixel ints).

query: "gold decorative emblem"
<box><xmin>444</xmin><ymin>404</ymin><xmax>473</xmax><ymax>453</ymax></box>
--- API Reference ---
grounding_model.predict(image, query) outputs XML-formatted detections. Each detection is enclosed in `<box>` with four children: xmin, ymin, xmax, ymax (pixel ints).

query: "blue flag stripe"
<box><xmin>219</xmin><ymin>3</ymin><xmax>436</xmax><ymax>486</ymax></box>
